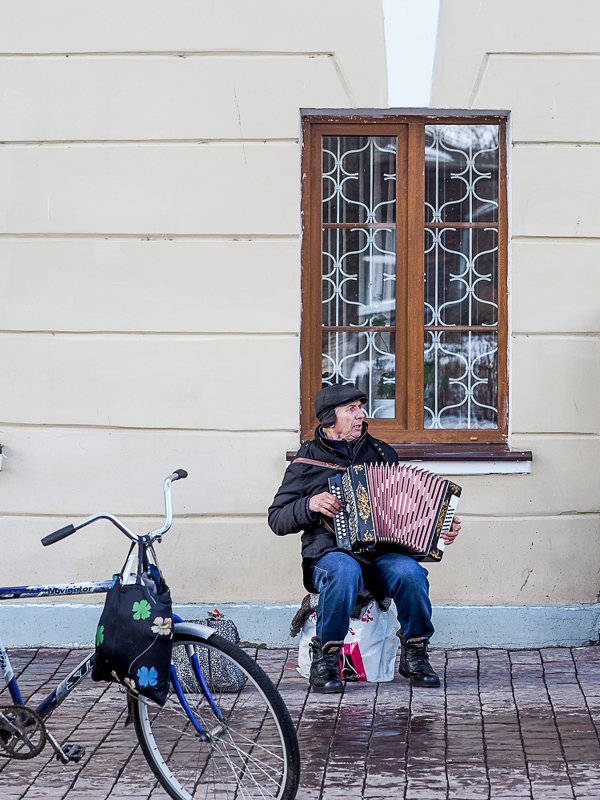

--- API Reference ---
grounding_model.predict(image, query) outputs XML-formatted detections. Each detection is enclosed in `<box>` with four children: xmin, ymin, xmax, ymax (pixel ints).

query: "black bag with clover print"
<box><xmin>92</xmin><ymin>537</ymin><xmax>173</xmax><ymax>706</ymax></box>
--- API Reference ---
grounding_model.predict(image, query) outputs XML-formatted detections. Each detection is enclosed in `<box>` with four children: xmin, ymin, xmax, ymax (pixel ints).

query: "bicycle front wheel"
<box><xmin>131</xmin><ymin>631</ymin><xmax>300</xmax><ymax>800</ymax></box>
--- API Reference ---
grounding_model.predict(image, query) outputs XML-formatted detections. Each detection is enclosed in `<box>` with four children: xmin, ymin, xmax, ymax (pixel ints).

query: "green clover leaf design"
<box><xmin>132</xmin><ymin>599</ymin><xmax>152</xmax><ymax>620</ymax></box>
<box><xmin>96</xmin><ymin>625</ymin><xmax>104</xmax><ymax>646</ymax></box>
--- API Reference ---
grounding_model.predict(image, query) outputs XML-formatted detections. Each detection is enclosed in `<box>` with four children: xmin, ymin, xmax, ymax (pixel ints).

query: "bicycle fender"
<box><xmin>173</xmin><ymin>621</ymin><xmax>216</xmax><ymax>640</ymax></box>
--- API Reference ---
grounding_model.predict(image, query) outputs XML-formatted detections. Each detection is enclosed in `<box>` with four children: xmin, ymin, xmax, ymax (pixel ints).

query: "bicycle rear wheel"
<box><xmin>131</xmin><ymin>631</ymin><xmax>300</xmax><ymax>800</ymax></box>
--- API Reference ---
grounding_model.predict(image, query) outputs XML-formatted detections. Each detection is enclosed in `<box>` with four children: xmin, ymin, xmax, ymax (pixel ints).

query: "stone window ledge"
<box><xmin>286</xmin><ymin>445</ymin><xmax>533</xmax><ymax>475</ymax></box>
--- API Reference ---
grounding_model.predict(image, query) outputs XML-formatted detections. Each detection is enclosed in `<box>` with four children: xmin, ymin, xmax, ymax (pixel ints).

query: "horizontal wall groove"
<box><xmin>0</xmin><ymin>139</ymin><xmax>299</xmax><ymax>147</ymax></box>
<box><xmin>0</xmin><ymin>426</ymin><xmax>596</xmax><ymax>439</ymax></box>
<box><xmin>0</xmin><ymin>232</ymin><xmax>587</xmax><ymax>243</ymax></box>
<box><xmin>465</xmin><ymin>512</ymin><xmax>600</xmax><ymax>520</ymax></box>
<box><xmin>4</xmin><ymin>330</ymin><xmax>596</xmax><ymax>339</ymax></box>
<box><xmin>0</xmin><ymin>513</ymin><xmax>270</xmax><ymax>522</ymax></box>
<box><xmin>511</xmin><ymin>432</ymin><xmax>599</xmax><ymax>439</ymax></box>
<box><xmin>0</xmin><ymin>50</ymin><xmax>336</xmax><ymax>59</ymax></box>
<box><xmin>487</xmin><ymin>51</ymin><xmax>600</xmax><ymax>58</ymax></box>
<box><xmin>0</xmin><ymin>422</ymin><xmax>299</xmax><ymax>435</ymax></box>
<box><xmin>513</xmin><ymin>141</ymin><xmax>600</xmax><ymax>148</ymax></box>
<box><xmin>511</xmin><ymin>235</ymin><xmax>600</xmax><ymax>242</ymax></box>
<box><xmin>0</xmin><ymin>512</ymin><xmax>597</xmax><ymax>523</ymax></box>
<box><xmin>0</xmin><ymin>330</ymin><xmax>299</xmax><ymax>338</ymax></box>
<box><xmin>0</xmin><ymin>233</ymin><xmax>300</xmax><ymax>241</ymax></box>
<box><xmin>512</xmin><ymin>332</ymin><xmax>600</xmax><ymax>339</ymax></box>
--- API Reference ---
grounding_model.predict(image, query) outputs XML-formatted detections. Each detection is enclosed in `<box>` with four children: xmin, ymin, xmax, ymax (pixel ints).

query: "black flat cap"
<box><xmin>314</xmin><ymin>384</ymin><xmax>368</xmax><ymax>426</ymax></box>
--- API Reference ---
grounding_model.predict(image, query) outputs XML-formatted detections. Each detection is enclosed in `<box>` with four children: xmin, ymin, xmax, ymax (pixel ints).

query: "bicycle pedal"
<box><xmin>60</xmin><ymin>743</ymin><xmax>86</xmax><ymax>762</ymax></box>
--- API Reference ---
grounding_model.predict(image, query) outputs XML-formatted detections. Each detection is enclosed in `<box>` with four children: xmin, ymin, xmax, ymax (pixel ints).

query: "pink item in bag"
<box><xmin>340</xmin><ymin>641</ymin><xmax>367</xmax><ymax>681</ymax></box>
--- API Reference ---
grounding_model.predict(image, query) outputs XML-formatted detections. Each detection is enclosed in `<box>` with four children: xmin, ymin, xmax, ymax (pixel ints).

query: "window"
<box><xmin>300</xmin><ymin>110</ymin><xmax>509</xmax><ymax>448</ymax></box>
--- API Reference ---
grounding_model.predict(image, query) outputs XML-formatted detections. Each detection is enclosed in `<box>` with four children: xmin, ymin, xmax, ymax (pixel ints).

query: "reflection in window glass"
<box><xmin>424</xmin><ymin>331</ymin><xmax>498</xmax><ymax>429</ymax></box>
<box><xmin>322</xmin><ymin>228</ymin><xmax>396</xmax><ymax>328</ymax></box>
<box><xmin>424</xmin><ymin>227</ymin><xmax>498</xmax><ymax>328</ymax></box>
<box><xmin>321</xmin><ymin>136</ymin><xmax>397</xmax><ymax>418</ymax></box>
<box><xmin>423</xmin><ymin>125</ymin><xmax>499</xmax><ymax>429</ymax></box>
<box><xmin>322</xmin><ymin>331</ymin><xmax>396</xmax><ymax>419</ymax></box>
<box><xmin>322</xmin><ymin>136</ymin><xmax>396</xmax><ymax>224</ymax></box>
<box><xmin>425</xmin><ymin>125</ymin><xmax>499</xmax><ymax>224</ymax></box>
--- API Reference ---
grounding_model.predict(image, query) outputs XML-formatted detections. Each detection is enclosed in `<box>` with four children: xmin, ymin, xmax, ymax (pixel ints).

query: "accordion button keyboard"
<box><xmin>328</xmin><ymin>476</ymin><xmax>353</xmax><ymax>551</ymax></box>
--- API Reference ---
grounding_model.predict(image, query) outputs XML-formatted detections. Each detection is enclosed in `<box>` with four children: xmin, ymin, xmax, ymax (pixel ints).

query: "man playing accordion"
<box><xmin>268</xmin><ymin>384</ymin><xmax>461</xmax><ymax>694</ymax></box>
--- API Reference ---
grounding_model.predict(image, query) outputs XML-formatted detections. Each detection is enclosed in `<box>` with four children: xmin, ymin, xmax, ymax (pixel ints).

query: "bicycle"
<box><xmin>0</xmin><ymin>469</ymin><xmax>301</xmax><ymax>800</ymax></box>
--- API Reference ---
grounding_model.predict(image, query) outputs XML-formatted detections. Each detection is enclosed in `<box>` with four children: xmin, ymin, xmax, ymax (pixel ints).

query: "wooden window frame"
<box><xmin>300</xmin><ymin>108</ymin><xmax>510</xmax><ymax>448</ymax></box>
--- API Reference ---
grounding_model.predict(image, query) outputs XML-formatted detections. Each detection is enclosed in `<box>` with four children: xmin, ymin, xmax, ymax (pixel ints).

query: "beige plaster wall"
<box><xmin>2</xmin><ymin>0</ymin><xmax>597</xmax><ymax>610</ymax></box>
<box><xmin>431</xmin><ymin>0</ymin><xmax>600</xmax><ymax>603</ymax></box>
<box><xmin>0</xmin><ymin>0</ymin><xmax>387</xmax><ymax>603</ymax></box>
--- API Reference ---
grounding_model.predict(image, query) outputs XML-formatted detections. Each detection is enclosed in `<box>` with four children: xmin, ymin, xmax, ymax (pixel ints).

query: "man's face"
<box><xmin>326</xmin><ymin>400</ymin><xmax>365</xmax><ymax>442</ymax></box>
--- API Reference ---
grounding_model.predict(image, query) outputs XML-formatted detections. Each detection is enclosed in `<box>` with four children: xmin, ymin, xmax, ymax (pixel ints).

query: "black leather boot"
<box><xmin>398</xmin><ymin>638</ymin><xmax>441</xmax><ymax>688</ymax></box>
<box><xmin>309</xmin><ymin>638</ymin><xmax>344</xmax><ymax>694</ymax></box>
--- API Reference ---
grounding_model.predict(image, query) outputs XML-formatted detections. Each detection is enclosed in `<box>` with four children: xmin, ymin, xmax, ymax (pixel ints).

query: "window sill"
<box><xmin>285</xmin><ymin>445</ymin><xmax>533</xmax><ymax>475</ymax></box>
<box><xmin>393</xmin><ymin>445</ymin><xmax>532</xmax><ymax>475</ymax></box>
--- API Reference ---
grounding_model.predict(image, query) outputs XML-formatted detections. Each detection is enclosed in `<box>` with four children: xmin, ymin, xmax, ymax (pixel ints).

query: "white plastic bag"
<box><xmin>297</xmin><ymin>600</ymin><xmax>400</xmax><ymax>683</ymax></box>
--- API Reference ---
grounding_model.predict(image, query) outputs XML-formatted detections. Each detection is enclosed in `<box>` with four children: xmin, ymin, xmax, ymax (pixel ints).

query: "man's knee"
<box><xmin>313</xmin><ymin>552</ymin><xmax>363</xmax><ymax>593</ymax></box>
<box><xmin>403</xmin><ymin>557</ymin><xmax>429</xmax><ymax>585</ymax></box>
<box><xmin>396</xmin><ymin>560</ymin><xmax>429</xmax><ymax>594</ymax></box>
<box><xmin>374</xmin><ymin>554</ymin><xmax>429</xmax><ymax>595</ymax></box>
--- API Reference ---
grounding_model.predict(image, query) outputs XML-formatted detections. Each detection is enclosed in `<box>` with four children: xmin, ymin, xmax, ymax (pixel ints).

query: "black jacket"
<box><xmin>268</xmin><ymin>423</ymin><xmax>398</xmax><ymax>591</ymax></box>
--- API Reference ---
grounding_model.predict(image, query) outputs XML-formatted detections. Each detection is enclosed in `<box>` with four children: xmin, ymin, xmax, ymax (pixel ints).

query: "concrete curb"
<box><xmin>1</xmin><ymin>601</ymin><xmax>599</xmax><ymax>649</ymax></box>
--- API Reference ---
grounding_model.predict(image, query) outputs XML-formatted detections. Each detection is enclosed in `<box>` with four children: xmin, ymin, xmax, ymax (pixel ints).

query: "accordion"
<box><xmin>328</xmin><ymin>463</ymin><xmax>461</xmax><ymax>561</ymax></box>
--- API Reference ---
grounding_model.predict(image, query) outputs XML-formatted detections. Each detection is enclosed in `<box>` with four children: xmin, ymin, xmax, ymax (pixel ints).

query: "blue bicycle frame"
<box><xmin>0</xmin><ymin>470</ymin><xmax>221</xmax><ymax>762</ymax></box>
<box><xmin>0</xmin><ymin>583</ymin><xmax>221</xmax><ymax>761</ymax></box>
<box><xmin>0</xmin><ymin>579</ymin><xmax>112</xmax><ymax>714</ymax></box>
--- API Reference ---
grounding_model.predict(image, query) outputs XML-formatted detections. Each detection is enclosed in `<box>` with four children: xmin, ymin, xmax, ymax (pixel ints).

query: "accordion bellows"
<box><xmin>328</xmin><ymin>463</ymin><xmax>461</xmax><ymax>561</ymax></box>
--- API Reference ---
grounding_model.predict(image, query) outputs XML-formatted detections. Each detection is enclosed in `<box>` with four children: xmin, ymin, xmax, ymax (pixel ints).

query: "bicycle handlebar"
<box><xmin>41</xmin><ymin>524</ymin><xmax>77</xmax><ymax>547</ymax></box>
<box><xmin>41</xmin><ymin>469</ymin><xmax>188</xmax><ymax>547</ymax></box>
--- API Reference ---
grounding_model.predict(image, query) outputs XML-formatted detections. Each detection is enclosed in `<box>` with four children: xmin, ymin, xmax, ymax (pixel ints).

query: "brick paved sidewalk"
<box><xmin>1</xmin><ymin>646</ymin><xmax>600</xmax><ymax>799</ymax></box>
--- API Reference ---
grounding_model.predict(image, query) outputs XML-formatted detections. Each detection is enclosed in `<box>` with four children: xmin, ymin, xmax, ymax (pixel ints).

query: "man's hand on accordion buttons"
<box><xmin>309</xmin><ymin>491</ymin><xmax>342</xmax><ymax>518</ymax></box>
<box><xmin>442</xmin><ymin>516</ymin><xmax>462</xmax><ymax>546</ymax></box>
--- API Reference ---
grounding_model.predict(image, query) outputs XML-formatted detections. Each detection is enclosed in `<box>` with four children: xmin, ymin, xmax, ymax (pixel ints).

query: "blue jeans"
<box><xmin>310</xmin><ymin>550</ymin><xmax>434</xmax><ymax>645</ymax></box>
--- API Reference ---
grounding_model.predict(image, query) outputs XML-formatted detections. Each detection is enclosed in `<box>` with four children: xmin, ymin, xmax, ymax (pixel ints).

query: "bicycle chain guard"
<box><xmin>0</xmin><ymin>705</ymin><xmax>47</xmax><ymax>759</ymax></box>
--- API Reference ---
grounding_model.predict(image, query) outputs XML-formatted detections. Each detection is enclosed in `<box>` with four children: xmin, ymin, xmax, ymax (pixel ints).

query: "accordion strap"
<box><xmin>292</xmin><ymin>457</ymin><xmax>347</xmax><ymax>471</ymax></box>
